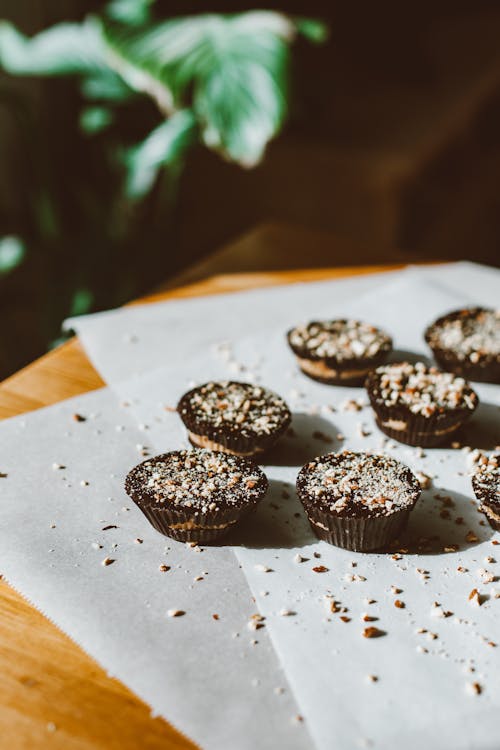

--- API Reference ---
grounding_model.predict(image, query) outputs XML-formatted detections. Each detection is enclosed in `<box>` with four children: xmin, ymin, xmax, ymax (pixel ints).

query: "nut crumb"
<box><xmin>254</xmin><ymin>564</ymin><xmax>273</xmax><ymax>573</ymax></box>
<box><xmin>363</xmin><ymin>626</ymin><xmax>385</xmax><ymax>638</ymax></box>
<box><xmin>466</xmin><ymin>682</ymin><xmax>482</xmax><ymax>696</ymax></box>
<box><xmin>294</xmin><ymin>554</ymin><xmax>308</xmax><ymax>564</ymax></box>
<box><xmin>468</xmin><ymin>589</ymin><xmax>482</xmax><ymax>606</ymax></box>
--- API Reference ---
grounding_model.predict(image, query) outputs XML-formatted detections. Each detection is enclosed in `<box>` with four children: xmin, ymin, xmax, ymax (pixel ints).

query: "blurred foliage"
<box><xmin>0</xmin><ymin>1</ymin><xmax>326</xmax><ymax>376</ymax></box>
<box><xmin>0</xmin><ymin>236</ymin><xmax>26</xmax><ymax>275</ymax></box>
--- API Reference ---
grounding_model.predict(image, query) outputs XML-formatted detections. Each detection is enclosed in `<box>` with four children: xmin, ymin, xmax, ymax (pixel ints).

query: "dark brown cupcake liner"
<box><xmin>296</xmin><ymin>362</ymin><xmax>374</xmax><ymax>387</ymax></box>
<box><xmin>477</xmin><ymin>503</ymin><xmax>500</xmax><ymax>532</ymax></box>
<box><xmin>428</xmin><ymin>346</ymin><xmax>500</xmax><ymax>385</ymax></box>
<box><xmin>185</xmin><ymin>428</ymin><xmax>273</xmax><ymax>456</ymax></box>
<box><xmin>133</xmin><ymin>498</ymin><xmax>257</xmax><ymax>543</ymax></box>
<box><xmin>372</xmin><ymin>416</ymin><xmax>468</xmax><ymax>448</ymax></box>
<box><xmin>302</xmin><ymin>504</ymin><xmax>412</xmax><ymax>552</ymax></box>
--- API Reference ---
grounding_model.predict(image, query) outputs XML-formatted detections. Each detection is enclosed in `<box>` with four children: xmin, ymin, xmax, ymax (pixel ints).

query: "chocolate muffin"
<box><xmin>296</xmin><ymin>451</ymin><xmax>421</xmax><ymax>551</ymax></box>
<box><xmin>177</xmin><ymin>381</ymin><xmax>291</xmax><ymax>457</ymax></box>
<box><xmin>125</xmin><ymin>449</ymin><xmax>268</xmax><ymax>543</ymax></box>
<box><xmin>425</xmin><ymin>307</ymin><xmax>500</xmax><ymax>384</ymax></box>
<box><xmin>286</xmin><ymin>319</ymin><xmax>392</xmax><ymax>385</ymax></box>
<box><xmin>472</xmin><ymin>453</ymin><xmax>500</xmax><ymax>531</ymax></box>
<box><xmin>366</xmin><ymin>362</ymin><xmax>479</xmax><ymax>447</ymax></box>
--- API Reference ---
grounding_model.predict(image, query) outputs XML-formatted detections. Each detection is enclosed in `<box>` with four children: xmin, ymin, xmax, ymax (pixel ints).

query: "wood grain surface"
<box><xmin>0</xmin><ymin>261</ymin><xmax>412</xmax><ymax>749</ymax></box>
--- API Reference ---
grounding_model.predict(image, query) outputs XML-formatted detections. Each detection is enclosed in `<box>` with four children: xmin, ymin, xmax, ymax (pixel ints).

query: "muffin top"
<box><xmin>296</xmin><ymin>450</ymin><xmax>421</xmax><ymax>517</ymax></box>
<box><xmin>125</xmin><ymin>450</ymin><xmax>268</xmax><ymax>512</ymax></box>
<box><xmin>425</xmin><ymin>307</ymin><xmax>500</xmax><ymax>362</ymax></box>
<box><xmin>177</xmin><ymin>381</ymin><xmax>291</xmax><ymax>439</ymax></box>
<box><xmin>472</xmin><ymin>454</ymin><xmax>500</xmax><ymax>505</ymax></box>
<box><xmin>287</xmin><ymin>319</ymin><xmax>392</xmax><ymax>362</ymax></box>
<box><xmin>367</xmin><ymin>362</ymin><xmax>479</xmax><ymax>417</ymax></box>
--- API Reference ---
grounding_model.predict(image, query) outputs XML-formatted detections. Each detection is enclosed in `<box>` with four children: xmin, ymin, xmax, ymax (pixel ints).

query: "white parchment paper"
<box><xmin>65</xmin><ymin>262</ymin><xmax>500</xmax><ymax>387</ymax></box>
<box><xmin>2</xmin><ymin>263</ymin><xmax>499</xmax><ymax>749</ymax></box>
<box><xmin>109</xmin><ymin>272</ymin><xmax>500</xmax><ymax>750</ymax></box>
<box><xmin>0</xmin><ymin>389</ymin><xmax>311</xmax><ymax>750</ymax></box>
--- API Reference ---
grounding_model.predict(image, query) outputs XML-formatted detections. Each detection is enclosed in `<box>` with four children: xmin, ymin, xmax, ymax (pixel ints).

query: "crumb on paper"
<box><xmin>294</xmin><ymin>553</ymin><xmax>308</xmax><ymax>564</ymax></box>
<box><xmin>363</xmin><ymin>626</ymin><xmax>385</xmax><ymax>638</ymax></box>
<box><xmin>416</xmin><ymin>472</ymin><xmax>432</xmax><ymax>489</ymax></box>
<box><xmin>468</xmin><ymin>589</ymin><xmax>483</xmax><ymax>606</ymax></box>
<box><xmin>466</xmin><ymin>682</ymin><xmax>482</xmax><ymax>696</ymax></box>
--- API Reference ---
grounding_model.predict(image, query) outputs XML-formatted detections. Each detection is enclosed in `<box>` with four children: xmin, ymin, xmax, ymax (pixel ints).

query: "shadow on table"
<box><xmin>226</xmin><ymin>479</ymin><xmax>316</xmax><ymax>550</ymax></box>
<box><xmin>456</xmin><ymin>401</ymin><xmax>500</xmax><ymax>451</ymax></box>
<box><xmin>263</xmin><ymin>412</ymin><xmax>341</xmax><ymax>468</ymax></box>
<box><xmin>388</xmin><ymin>349</ymin><xmax>433</xmax><ymax>367</ymax></box>
<box><xmin>386</xmin><ymin>487</ymin><xmax>494</xmax><ymax>555</ymax></box>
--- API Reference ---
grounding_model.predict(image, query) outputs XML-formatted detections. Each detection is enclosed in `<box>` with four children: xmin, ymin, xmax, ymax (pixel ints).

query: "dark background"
<box><xmin>1</xmin><ymin>1</ymin><xmax>500</xmax><ymax>378</ymax></box>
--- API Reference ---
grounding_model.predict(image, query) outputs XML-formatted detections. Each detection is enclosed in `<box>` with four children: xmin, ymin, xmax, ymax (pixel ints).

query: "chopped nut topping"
<box><xmin>288</xmin><ymin>319</ymin><xmax>391</xmax><ymax>361</ymax></box>
<box><xmin>368</xmin><ymin>362</ymin><xmax>478</xmax><ymax>415</ymax></box>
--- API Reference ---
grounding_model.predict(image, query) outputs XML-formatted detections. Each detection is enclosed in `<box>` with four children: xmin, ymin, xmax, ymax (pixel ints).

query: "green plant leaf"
<box><xmin>106</xmin><ymin>0</ymin><xmax>156</xmax><ymax>26</ymax></box>
<box><xmin>123</xmin><ymin>109</ymin><xmax>197</xmax><ymax>198</ymax></box>
<box><xmin>294</xmin><ymin>18</ymin><xmax>329</xmax><ymax>44</ymax></box>
<box><xmin>0</xmin><ymin>17</ymin><xmax>106</xmax><ymax>76</ymax></box>
<box><xmin>79</xmin><ymin>105</ymin><xmax>114</xmax><ymax>134</ymax></box>
<box><xmin>70</xmin><ymin>288</ymin><xmax>94</xmax><ymax>316</ymax></box>
<box><xmin>80</xmin><ymin>70</ymin><xmax>134</xmax><ymax>102</ymax></box>
<box><xmin>102</xmin><ymin>11</ymin><xmax>322</xmax><ymax>166</ymax></box>
<box><xmin>0</xmin><ymin>236</ymin><xmax>26</xmax><ymax>274</ymax></box>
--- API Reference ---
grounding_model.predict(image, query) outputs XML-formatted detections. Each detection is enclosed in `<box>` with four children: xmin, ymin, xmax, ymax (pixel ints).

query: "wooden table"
<box><xmin>0</xmin><ymin>226</ymin><xmax>421</xmax><ymax>749</ymax></box>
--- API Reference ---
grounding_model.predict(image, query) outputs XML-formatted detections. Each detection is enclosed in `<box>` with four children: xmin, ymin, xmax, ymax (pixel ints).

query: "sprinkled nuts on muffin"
<box><xmin>425</xmin><ymin>307</ymin><xmax>500</xmax><ymax>384</ymax></box>
<box><xmin>296</xmin><ymin>450</ymin><xmax>421</xmax><ymax>551</ymax></box>
<box><xmin>125</xmin><ymin>449</ymin><xmax>268</xmax><ymax>543</ymax></box>
<box><xmin>366</xmin><ymin>361</ymin><xmax>479</xmax><ymax>447</ymax></box>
